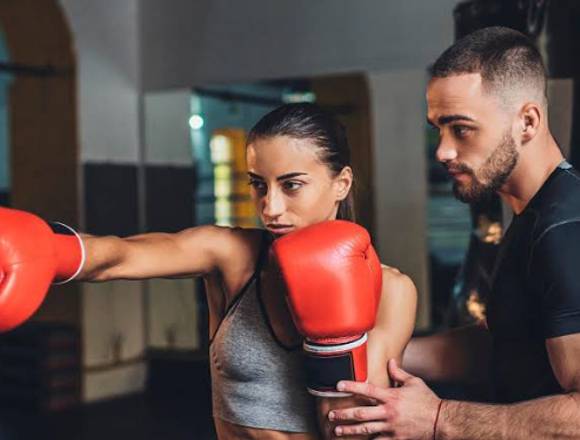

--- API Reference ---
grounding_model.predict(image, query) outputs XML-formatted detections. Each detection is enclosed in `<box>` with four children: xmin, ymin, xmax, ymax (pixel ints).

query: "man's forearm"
<box><xmin>438</xmin><ymin>392</ymin><xmax>580</xmax><ymax>440</ymax></box>
<box><xmin>403</xmin><ymin>324</ymin><xmax>491</xmax><ymax>384</ymax></box>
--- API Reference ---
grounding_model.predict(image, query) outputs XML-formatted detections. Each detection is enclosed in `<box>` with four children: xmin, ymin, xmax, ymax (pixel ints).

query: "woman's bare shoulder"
<box><xmin>219</xmin><ymin>226</ymin><xmax>265</xmax><ymax>253</ymax></box>
<box><xmin>380</xmin><ymin>264</ymin><xmax>417</xmax><ymax>296</ymax></box>
<box><xmin>177</xmin><ymin>224</ymin><xmax>263</xmax><ymax>252</ymax></box>
<box><xmin>198</xmin><ymin>225</ymin><xmax>267</xmax><ymax>269</ymax></box>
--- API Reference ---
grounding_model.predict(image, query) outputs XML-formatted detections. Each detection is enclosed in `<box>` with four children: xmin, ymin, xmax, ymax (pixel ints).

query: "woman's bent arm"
<box><xmin>317</xmin><ymin>267</ymin><xmax>418</xmax><ymax>439</ymax></box>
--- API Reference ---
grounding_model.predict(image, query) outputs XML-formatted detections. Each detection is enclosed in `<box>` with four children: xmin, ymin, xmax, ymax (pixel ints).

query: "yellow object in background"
<box><xmin>210</xmin><ymin>128</ymin><xmax>258</xmax><ymax>228</ymax></box>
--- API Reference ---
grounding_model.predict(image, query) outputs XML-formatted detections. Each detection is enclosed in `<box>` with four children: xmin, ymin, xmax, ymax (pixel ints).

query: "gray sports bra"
<box><xmin>209</xmin><ymin>233</ymin><xmax>317</xmax><ymax>432</ymax></box>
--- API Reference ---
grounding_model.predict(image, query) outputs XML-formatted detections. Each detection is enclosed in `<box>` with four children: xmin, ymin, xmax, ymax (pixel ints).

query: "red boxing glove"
<box><xmin>0</xmin><ymin>207</ymin><xmax>85</xmax><ymax>332</ymax></box>
<box><xmin>272</xmin><ymin>220</ymin><xmax>382</xmax><ymax>397</ymax></box>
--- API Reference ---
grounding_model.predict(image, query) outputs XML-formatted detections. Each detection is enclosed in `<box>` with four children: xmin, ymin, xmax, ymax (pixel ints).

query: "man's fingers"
<box><xmin>387</xmin><ymin>358</ymin><xmax>414</xmax><ymax>384</ymax></box>
<box><xmin>335</xmin><ymin>421</ymin><xmax>391</xmax><ymax>437</ymax></box>
<box><xmin>336</xmin><ymin>380</ymin><xmax>391</xmax><ymax>401</ymax></box>
<box><xmin>329</xmin><ymin>404</ymin><xmax>390</xmax><ymax>423</ymax></box>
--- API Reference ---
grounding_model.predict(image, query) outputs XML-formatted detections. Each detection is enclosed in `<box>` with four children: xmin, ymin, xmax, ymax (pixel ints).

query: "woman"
<box><xmin>79</xmin><ymin>103</ymin><xmax>417</xmax><ymax>438</ymax></box>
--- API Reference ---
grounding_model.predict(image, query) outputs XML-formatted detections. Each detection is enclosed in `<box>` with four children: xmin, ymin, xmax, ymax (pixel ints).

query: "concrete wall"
<box><xmin>143</xmin><ymin>90</ymin><xmax>199</xmax><ymax>352</ymax></box>
<box><xmin>60</xmin><ymin>0</ymin><xmax>147</xmax><ymax>402</ymax></box>
<box><xmin>140</xmin><ymin>0</ymin><xmax>457</xmax><ymax>89</ymax></box>
<box><xmin>61</xmin><ymin>0</ymin><xmax>141</xmax><ymax>163</ymax></box>
<box><xmin>368</xmin><ymin>69</ymin><xmax>431</xmax><ymax>330</ymax></box>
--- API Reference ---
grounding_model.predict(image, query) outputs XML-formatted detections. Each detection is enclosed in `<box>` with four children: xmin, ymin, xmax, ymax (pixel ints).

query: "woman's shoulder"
<box><xmin>379</xmin><ymin>264</ymin><xmax>417</xmax><ymax>295</ymax></box>
<box><xmin>225</xmin><ymin>226</ymin><xmax>268</xmax><ymax>249</ymax></box>
<box><xmin>201</xmin><ymin>225</ymin><xmax>267</xmax><ymax>265</ymax></box>
<box><xmin>182</xmin><ymin>224</ymin><xmax>263</xmax><ymax>245</ymax></box>
<box><xmin>174</xmin><ymin>225</ymin><xmax>267</xmax><ymax>267</ymax></box>
<box><xmin>374</xmin><ymin>264</ymin><xmax>418</xmax><ymax>328</ymax></box>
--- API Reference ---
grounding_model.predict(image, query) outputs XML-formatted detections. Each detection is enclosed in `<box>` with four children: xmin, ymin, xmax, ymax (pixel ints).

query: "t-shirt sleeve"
<box><xmin>530</xmin><ymin>221</ymin><xmax>580</xmax><ymax>338</ymax></box>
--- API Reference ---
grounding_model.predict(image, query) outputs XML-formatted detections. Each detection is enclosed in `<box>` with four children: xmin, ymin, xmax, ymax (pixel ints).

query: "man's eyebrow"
<box><xmin>247</xmin><ymin>172</ymin><xmax>308</xmax><ymax>181</ymax></box>
<box><xmin>436</xmin><ymin>114</ymin><xmax>476</xmax><ymax>125</ymax></box>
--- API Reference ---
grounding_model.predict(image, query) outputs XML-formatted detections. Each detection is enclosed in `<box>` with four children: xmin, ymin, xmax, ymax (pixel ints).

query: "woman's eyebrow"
<box><xmin>247</xmin><ymin>172</ymin><xmax>308</xmax><ymax>181</ymax></box>
<box><xmin>276</xmin><ymin>172</ymin><xmax>308</xmax><ymax>181</ymax></box>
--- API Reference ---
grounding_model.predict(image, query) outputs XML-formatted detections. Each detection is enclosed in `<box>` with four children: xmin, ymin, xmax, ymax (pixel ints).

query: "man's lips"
<box><xmin>447</xmin><ymin>168</ymin><xmax>470</xmax><ymax>177</ymax></box>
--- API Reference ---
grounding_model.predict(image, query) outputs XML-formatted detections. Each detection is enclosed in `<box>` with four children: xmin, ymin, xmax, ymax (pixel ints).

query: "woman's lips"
<box><xmin>266</xmin><ymin>224</ymin><xmax>295</xmax><ymax>234</ymax></box>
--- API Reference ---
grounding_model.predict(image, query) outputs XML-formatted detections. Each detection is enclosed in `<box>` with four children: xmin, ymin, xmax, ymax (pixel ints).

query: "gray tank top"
<box><xmin>210</xmin><ymin>234</ymin><xmax>317</xmax><ymax>432</ymax></box>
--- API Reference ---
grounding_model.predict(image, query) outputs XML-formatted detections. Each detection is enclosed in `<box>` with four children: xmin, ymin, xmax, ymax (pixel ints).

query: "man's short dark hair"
<box><xmin>430</xmin><ymin>26</ymin><xmax>547</xmax><ymax>106</ymax></box>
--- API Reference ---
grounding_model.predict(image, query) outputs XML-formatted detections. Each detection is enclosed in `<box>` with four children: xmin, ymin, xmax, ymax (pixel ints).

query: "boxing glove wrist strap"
<box><xmin>49</xmin><ymin>222</ymin><xmax>86</xmax><ymax>285</ymax></box>
<box><xmin>303</xmin><ymin>333</ymin><xmax>368</xmax><ymax>398</ymax></box>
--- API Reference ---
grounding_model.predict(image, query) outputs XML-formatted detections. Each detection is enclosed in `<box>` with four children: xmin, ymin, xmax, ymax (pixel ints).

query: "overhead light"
<box><xmin>189</xmin><ymin>114</ymin><xmax>204</xmax><ymax>130</ymax></box>
<box><xmin>282</xmin><ymin>91</ymin><xmax>316</xmax><ymax>103</ymax></box>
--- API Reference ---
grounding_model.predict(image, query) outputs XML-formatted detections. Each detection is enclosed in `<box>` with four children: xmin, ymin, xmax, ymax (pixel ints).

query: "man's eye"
<box><xmin>453</xmin><ymin>125</ymin><xmax>470</xmax><ymax>138</ymax></box>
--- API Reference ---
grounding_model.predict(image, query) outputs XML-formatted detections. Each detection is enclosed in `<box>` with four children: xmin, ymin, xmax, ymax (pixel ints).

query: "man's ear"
<box><xmin>519</xmin><ymin>102</ymin><xmax>542</xmax><ymax>144</ymax></box>
<box><xmin>335</xmin><ymin>166</ymin><xmax>353</xmax><ymax>201</ymax></box>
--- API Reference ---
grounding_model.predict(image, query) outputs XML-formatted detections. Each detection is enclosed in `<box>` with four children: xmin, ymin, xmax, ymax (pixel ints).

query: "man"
<box><xmin>327</xmin><ymin>26</ymin><xmax>580</xmax><ymax>439</ymax></box>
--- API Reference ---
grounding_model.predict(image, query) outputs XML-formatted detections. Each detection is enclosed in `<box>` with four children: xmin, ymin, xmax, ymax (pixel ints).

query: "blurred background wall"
<box><xmin>7</xmin><ymin>0</ymin><xmax>577</xmax><ymax>437</ymax></box>
<box><xmin>46</xmin><ymin>0</ymin><xmax>457</xmax><ymax>404</ymax></box>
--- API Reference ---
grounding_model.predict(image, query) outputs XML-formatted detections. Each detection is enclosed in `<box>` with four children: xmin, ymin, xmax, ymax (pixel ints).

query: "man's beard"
<box><xmin>451</xmin><ymin>131</ymin><xmax>519</xmax><ymax>204</ymax></box>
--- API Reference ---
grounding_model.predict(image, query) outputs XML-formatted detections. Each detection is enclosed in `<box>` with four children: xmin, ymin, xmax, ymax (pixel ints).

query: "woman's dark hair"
<box><xmin>247</xmin><ymin>102</ymin><xmax>355</xmax><ymax>221</ymax></box>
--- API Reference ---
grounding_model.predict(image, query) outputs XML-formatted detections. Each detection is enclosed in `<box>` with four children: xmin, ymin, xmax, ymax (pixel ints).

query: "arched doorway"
<box><xmin>0</xmin><ymin>31</ymin><xmax>13</xmax><ymax>206</ymax></box>
<box><xmin>0</xmin><ymin>0</ymin><xmax>80</xmax><ymax>324</ymax></box>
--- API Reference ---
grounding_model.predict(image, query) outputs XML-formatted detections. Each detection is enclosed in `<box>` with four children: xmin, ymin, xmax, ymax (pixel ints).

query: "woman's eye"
<box><xmin>283</xmin><ymin>180</ymin><xmax>303</xmax><ymax>191</ymax></box>
<box><xmin>248</xmin><ymin>180</ymin><xmax>266</xmax><ymax>192</ymax></box>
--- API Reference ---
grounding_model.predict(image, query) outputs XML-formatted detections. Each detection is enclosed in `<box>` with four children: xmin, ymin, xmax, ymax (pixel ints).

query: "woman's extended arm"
<box><xmin>78</xmin><ymin>225</ymin><xmax>238</xmax><ymax>282</ymax></box>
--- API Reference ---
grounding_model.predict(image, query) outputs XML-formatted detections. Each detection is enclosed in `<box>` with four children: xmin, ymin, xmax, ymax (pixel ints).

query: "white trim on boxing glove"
<box><xmin>303</xmin><ymin>333</ymin><xmax>368</xmax><ymax>354</ymax></box>
<box><xmin>50</xmin><ymin>221</ymin><xmax>86</xmax><ymax>285</ymax></box>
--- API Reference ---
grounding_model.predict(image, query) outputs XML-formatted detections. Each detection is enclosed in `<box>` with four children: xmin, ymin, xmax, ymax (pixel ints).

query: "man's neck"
<box><xmin>498</xmin><ymin>135</ymin><xmax>564</xmax><ymax>215</ymax></box>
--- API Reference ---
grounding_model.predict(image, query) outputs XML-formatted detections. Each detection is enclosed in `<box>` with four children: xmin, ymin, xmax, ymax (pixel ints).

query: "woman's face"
<box><xmin>246</xmin><ymin>135</ymin><xmax>352</xmax><ymax>236</ymax></box>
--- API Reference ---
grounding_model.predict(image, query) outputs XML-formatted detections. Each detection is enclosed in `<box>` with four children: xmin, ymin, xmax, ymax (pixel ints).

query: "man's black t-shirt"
<box><xmin>487</xmin><ymin>161</ymin><xmax>580</xmax><ymax>403</ymax></box>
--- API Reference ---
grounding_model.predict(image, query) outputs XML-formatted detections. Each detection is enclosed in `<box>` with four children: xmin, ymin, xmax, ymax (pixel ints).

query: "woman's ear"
<box><xmin>334</xmin><ymin>166</ymin><xmax>353</xmax><ymax>201</ymax></box>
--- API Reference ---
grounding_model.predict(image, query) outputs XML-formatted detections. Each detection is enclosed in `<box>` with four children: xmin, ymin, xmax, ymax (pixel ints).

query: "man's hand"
<box><xmin>318</xmin><ymin>395</ymin><xmax>374</xmax><ymax>439</ymax></box>
<box><xmin>329</xmin><ymin>359</ymin><xmax>442</xmax><ymax>439</ymax></box>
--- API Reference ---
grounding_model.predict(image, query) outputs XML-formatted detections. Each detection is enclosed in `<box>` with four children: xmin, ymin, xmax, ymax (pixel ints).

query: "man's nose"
<box><xmin>435</xmin><ymin>137</ymin><xmax>458</xmax><ymax>164</ymax></box>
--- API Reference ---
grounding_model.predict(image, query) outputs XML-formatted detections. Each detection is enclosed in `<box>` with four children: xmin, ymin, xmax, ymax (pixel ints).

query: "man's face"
<box><xmin>427</xmin><ymin>73</ymin><xmax>519</xmax><ymax>203</ymax></box>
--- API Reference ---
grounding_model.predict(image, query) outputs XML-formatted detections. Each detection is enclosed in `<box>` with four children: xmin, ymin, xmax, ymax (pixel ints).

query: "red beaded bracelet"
<box><xmin>433</xmin><ymin>399</ymin><xmax>445</xmax><ymax>440</ymax></box>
